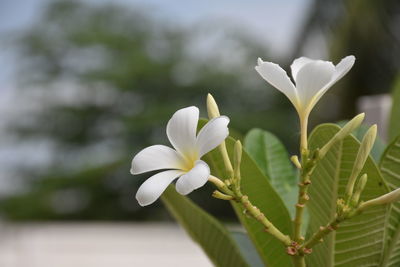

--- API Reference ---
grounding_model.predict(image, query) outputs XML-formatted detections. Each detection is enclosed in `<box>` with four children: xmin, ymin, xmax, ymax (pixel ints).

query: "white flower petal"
<box><xmin>131</xmin><ymin>145</ymin><xmax>185</xmax><ymax>175</ymax></box>
<box><xmin>166</xmin><ymin>106</ymin><xmax>199</xmax><ymax>157</ymax></box>
<box><xmin>308</xmin><ymin>56</ymin><xmax>355</xmax><ymax>112</ymax></box>
<box><xmin>136</xmin><ymin>170</ymin><xmax>184</xmax><ymax>206</ymax></box>
<box><xmin>290</xmin><ymin>57</ymin><xmax>313</xmax><ymax>82</ymax></box>
<box><xmin>175</xmin><ymin>160</ymin><xmax>210</xmax><ymax>195</ymax></box>
<box><xmin>255</xmin><ymin>58</ymin><xmax>299</xmax><ymax>108</ymax></box>
<box><xmin>321</xmin><ymin>55</ymin><xmax>355</xmax><ymax>94</ymax></box>
<box><xmin>196</xmin><ymin>116</ymin><xmax>230</xmax><ymax>157</ymax></box>
<box><xmin>333</xmin><ymin>55</ymin><xmax>355</xmax><ymax>81</ymax></box>
<box><xmin>295</xmin><ymin>61</ymin><xmax>335</xmax><ymax>107</ymax></box>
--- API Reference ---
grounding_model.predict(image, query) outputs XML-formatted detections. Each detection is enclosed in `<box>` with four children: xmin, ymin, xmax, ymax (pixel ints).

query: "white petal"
<box><xmin>136</xmin><ymin>170</ymin><xmax>184</xmax><ymax>206</ymax></box>
<box><xmin>131</xmin><ymin>145</ymin><xmax>185</xmax><ymax>175</ymax></box>
<box><xmin>175</xmin><ymin>160</ymin><xmax>210</xmax><ymax>195</ymax></box>
<box><xmin>309</xmin><ymin>56</ymin><xmax>355</xmax><ymax>111</ymax></box>
<box><xmin>333</xmin><ymin>56</ymin><xmax>355</xmax><ymax>81</ymax></box>
<box><xmin>196</xmin><ymin>116</ymin><xmax>230</xmax><ymax>157</ymax></box>
<box><xmin>290</xmin><ymin>57</ymin><xmax>313</xmax><ymax>82</ymax></box>
<box><xmin>295</xmin><ymin>61</ymin><xmax>335</xmax><ymax>107</ymax></box>
<box><xmin>255</xmin><ymin>59</ymin><xmax>299</xmax><ymax>108</ymax></box>
<box><xmin>166</xmin><ymin>106</ymin><xmax>199</xmax><ymax>157</ymax></box>
<box><xmin>321</xmin><ymin>55</ymin><xmax>355</xmax><ymax>94</ymax></box>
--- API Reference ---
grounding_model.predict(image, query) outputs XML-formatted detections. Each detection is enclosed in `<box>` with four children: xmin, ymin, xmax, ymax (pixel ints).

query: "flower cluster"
<box><xmin>130</xmin><ymin>54</ymin><xmax>400</xmax><ymax>267</ymax></box>
<box><xmin>131</xmin><ymin>55</ymin><xmax>400</xmax><ymax>214</ymax></box>
<box><xmin>131</xmin><ymin>56</ymin><xmax>356</xmax><ymax>206</ymax></box>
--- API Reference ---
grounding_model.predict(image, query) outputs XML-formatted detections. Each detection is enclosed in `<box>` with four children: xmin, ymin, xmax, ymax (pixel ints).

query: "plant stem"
<box><xmin>300</xmin><ymin>114</ymin><xmax>309</xmax><ymax>153</ymax></box>
<box><xmin>301</xmin><ymin>218</ymin><xmax>340</xmax><ymax>250</ymax></box>
<box><xmin>292</xmin><ymin>255</ymin><xmax>306</xmax><ymax>267</ymax></box>
<box><xmin>210</xmin><ymin>174</ymin><xmax>292</xmax><ymax>246</ymax></box>
<box><xmin>301</xmin><ymin>203</ymin><xmax>376</xmax><ymax>252</ymax></box>
<box><xmin>236</xmin><ymin>191</ymin><xmax>292</xmax><ymax>246</ymax></box>
<box><xmin>293</xmin><ymin>177</ymin><xmax>310</xmax><ymax>242</ymax></box>
<box><xmin>293</xmin><ymin>115</ymin><xmax>311</xmax><ymax>243</ymax></box>
<box><xmin>215</xmin><ymin>136</ymin><xmax>293</xmax><ymax>253</ymax></box>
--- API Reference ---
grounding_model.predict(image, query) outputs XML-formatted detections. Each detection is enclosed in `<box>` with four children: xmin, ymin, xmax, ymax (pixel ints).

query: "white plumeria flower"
<box><xmin>131</xmin><ymin>106</ymin><xmax>230</xmax><ymax>206</ymax></box>
<box><xmin>255</xmin><ymin>56</ymin><xmax>355</xmax><ymax>119</ymax></box>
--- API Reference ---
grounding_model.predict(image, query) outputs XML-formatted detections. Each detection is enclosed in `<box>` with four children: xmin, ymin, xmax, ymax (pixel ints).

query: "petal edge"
<box><xmin>166</xmin><ymin>106</ymin><xmax>199</xmax><ymax>157</ymax></box>
<box><xmin>175</xmin><ymin>160</ymin><xmax>210</xmax><ymax>195</ymax></box>
<box><xmin>131</xmin><ymin>145</ymin><xmax>185</xmax><ymax>174</ymax></box>
<box><xmin>136</xmin><ymin>170</ymin><xmax>184</xmax><ymax>206</ymax></box>
<box><xmin>255</xmin><ymin>60</ymin><xmax>299</xmax><ymax>109</ymax></box>
<box><xmin>290</xmin><ymin>57</ymin><xmax>313</xmax><ymax>82</ymax></box>
<box><xmin>196</xmin><ymin>116</ymin><xmax>230</xmax><ymax>157</ymax></box>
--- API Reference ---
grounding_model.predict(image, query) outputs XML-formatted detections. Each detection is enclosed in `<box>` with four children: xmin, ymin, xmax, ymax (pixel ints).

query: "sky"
<box><xmin>0</xmin><ymin>0</ymin><xmax>311</xmax><ymax>194</ymax></box>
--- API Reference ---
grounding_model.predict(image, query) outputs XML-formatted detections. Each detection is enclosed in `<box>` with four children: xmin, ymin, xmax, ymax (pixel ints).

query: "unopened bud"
<box><xmin>350</xmin><ymin>174</ymin><xmax>368</xmax><ymax>206</ymax></box>
<box><xmin>291</xmin><ymin>155</ymin><xmax>302</xmax><ymax>169</ymax></box>
<box><xmin>234</xmin><ymin>140</ymin><xmax>242</xmax><ymax>180</ymax></box>
<box><xmin>212</xmin><ymin>190</ymin><xmax>234</xmax><ymax>200</ymax></box>
<box><xmin>336</xmin><ymin>198</ymin><xmax>345</xmax><ymax>214</ymax></box>
<box><xmin>206</xmin><ymin>93</ymin><xmax>220</xmax><ymax>119</ymax></box>
<box><xmin>208</xmin><ymin>175</ymin><xmax>226</xmax><ymax>189</ymax></box>
<box><xmin>359</xmin><ymin>188</ymin><xmax>400</xmax><ymax>211</ymax></box>
<box><xmin>345</xmin><ymin>125</ymin><xmax>377</xmax><ymax>201</ymax></box>
<box><xmin>341</xmin><ymin>205</ymin><xmax>352</xmax><ymax>218</ymax></box>
<box><xmin>319</xmin><ymin>113</ymin><xmax>365</xmax><ymax>158</ymax></box>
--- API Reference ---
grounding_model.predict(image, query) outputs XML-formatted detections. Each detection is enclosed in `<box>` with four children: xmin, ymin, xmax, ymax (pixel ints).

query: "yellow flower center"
<box><xmin>179</xmin><ymin>149</ymin><xmax>199</xmax><ymax>172</ymax></box>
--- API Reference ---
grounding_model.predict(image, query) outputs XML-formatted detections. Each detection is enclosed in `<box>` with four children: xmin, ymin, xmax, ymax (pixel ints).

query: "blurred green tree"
<box><xmin>1</xmin><ymin>0</ymin><xmax>298</xmax><ymax>220</ymax></box>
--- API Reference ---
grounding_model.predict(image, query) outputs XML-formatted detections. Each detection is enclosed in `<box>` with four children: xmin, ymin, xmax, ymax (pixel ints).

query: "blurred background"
<box><xmin>0</xmin><ymin>0</ymin><xmax>399</xmax><ymax>266</ymax></box>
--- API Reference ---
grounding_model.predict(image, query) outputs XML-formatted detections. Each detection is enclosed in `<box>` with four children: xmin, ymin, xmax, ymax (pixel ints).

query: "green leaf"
<box><xmin>230</xmin><ymin>231</ymin><xmax>264</xmax><ymax>267</ymax></box>
<box><xmin>243</xmin><ymin>129</ymin><xmax>310</xmax><ymax>236</ymax></box>
<box><xmin>244</xmin><ymin>128</ymin><xmax>297</xmax><ymax>218</ymax></box>
<box><xmin>379</xmin><ymin>135</ymin><xmax>400</xmax><ymax>267</ymax></box>
<box><xmin>204</xmin><ymin>137</ymin><xmax>293</xmax><ymax>267</ymax></box>
<box><xmin>336</xmin><ymin>121</ymin><xmax>386</xmax><ymax>161</ymax></box>
<box><xmin>389</xmin><ymin>77</ymin><xmax>400</xmax><ymax>142</ymax></box>
<box><xmin>306</xmin><ymin>124</ymin><xmax>389</xmax><ymax>267</ymax></box>
<box><xmin>161</xmin><ymin>186</ymin><xmax>250</xmax><ymax>267</ymax></box>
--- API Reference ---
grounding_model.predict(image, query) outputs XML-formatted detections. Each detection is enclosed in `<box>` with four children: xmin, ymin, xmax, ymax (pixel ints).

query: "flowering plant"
<box><xmin>131</xmin><ymin>56</ymin><xmax>400</xmax><ymax>267</ymax></box>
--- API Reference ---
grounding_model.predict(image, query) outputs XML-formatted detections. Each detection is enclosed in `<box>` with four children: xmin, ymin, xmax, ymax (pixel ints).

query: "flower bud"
<box><xmin>319</xmin><ymin>113</ymin><xmax>365</xmax><ymax>159</ymax></box>
<box><xmin>207</xmin><ymin>93</ymin><xmax>220</xmax><ymax>119</ymax></box>
<box><xmin>350</xmin><ymin>174</ymin><xmax>368</xmax><ymax>206</ymax></box>
<box><xmin>345</xmin><ymin>124</ymin><xmax>377</xmax><ymax>201</ymax></box>
<box><xmin>336</xmin><ymin>198</ymin><xmax>345</xmax><ymax>214</ymax></box>
<box><xmin>358</xmin><ymin>188</ymin><xmax>400</xmax><ymax>211</ymax></box>
<box><xmin>234</xmin><ymin>140</ymin><xmax>242</xmax><ymax>180</ymax></box>
<box><xmin>212</xmin><ymin>190</ymin><xmax>234</xmax><ymax>200</ymax></box>
<box><xmin>291</xmin><ymin>155</ymin><xmax>302</xmax><ymax>169</ymax></box>
<box><xmin>207</xmin><ymin>94</ymin><xmax>234</xmax><ymax>177</ymax></box>
<box><xmin>208</xmin><ymin>175</ymin><xmax>226</xmax><ymax>189</ymax></box>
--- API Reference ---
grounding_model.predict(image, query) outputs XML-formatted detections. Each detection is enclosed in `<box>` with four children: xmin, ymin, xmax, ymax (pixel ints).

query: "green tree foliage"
<box><xmin>1</xmin><ymin>0</ymin><xmax>298</xmax><ymax>220</ymax></box>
